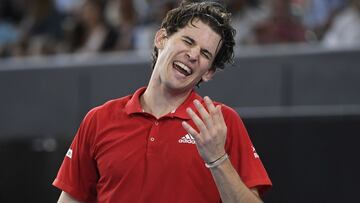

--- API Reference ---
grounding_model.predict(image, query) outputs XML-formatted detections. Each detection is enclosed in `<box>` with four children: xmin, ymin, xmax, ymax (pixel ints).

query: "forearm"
<box><xmin>209</xmin><ymin>159</ymin><xmax>263</xmax><ymax>203</ymax></box>
<box><xmin>57</xmin><ymin>191</ymin><xmax>82</xmax><ymax>203</ymax></box>
<box><xmin>183</xmin><ymin>98</ymin><xmax>263</xmax><ymax>202</ymax></box>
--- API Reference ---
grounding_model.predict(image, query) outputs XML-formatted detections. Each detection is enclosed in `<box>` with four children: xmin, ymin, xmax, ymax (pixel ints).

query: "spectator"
<box><xmin>303</xmin><ymin>0</ymin><xmax>347</xmax><ymax>40</ymax></box>
<box><xmin>0</xmin><ymin>0</ymin><xmax>20</xmax><ymax>46</ymax></box>
<box><xmin>131</xmin><ymin>0</ymin><xmax>177</xmax><ymax>52</ymax></box>
<box><xmin>19</xmin><ymin>0</ymin><xmax>65</xmax><ymax>56</ymax></box>
<box><xmin>0</xmin><ymin>1</ymin><xmax>20</xmax><ymax>57</ymax></box>
<box><xmin>55</xmin><ymin>0</ymin><xmax>84</xmax><ymax>15</ymax></box>
<box><xmin>228</xmin><ymin>0</ymin><xmax>269</xmax><ymax>45</ymax></box>
<box><xmin>322</xmin><ymin>0</ymin><xmax>360</xmax><ymax>48</ymax></box>
<box><xmin>114</xmin><ymin>0</ymin><xmax>137</xmax><ymax>51</ymax></box>
<box><xmin>253</xmin><ymin>0</ymin><xmax>306</xmax><ymax>44</ymax></box>
<box><xmin>76</xmin><ymin>0</ymin><xmax>117</xmax><ymax>54</ymax></box>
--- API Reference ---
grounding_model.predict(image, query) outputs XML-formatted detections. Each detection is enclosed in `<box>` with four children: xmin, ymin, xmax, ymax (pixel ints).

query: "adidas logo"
<box><xmin>178</xmin><ymin>133</ymin><xmax>196</xmax><ymax>144</ymax></box>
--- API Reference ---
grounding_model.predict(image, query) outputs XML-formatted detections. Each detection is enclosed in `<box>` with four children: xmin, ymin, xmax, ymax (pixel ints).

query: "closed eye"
<box><xmin>182</xmin><ymin>36</ymin><xmax>213</xmax><ymax>60</ymax></box>
<box><xmin>201</xmin><ymin>50</ymin><xmax>211</xmax><ymax>60</ymax></box>
<box><xmin>183</xmin><ymin>39</ymin><xmax>193</xmax><ymax>46</ymax></box>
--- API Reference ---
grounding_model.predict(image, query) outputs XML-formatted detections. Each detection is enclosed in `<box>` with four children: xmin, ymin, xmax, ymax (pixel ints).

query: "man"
<box><xmin>53</xmin><ymin>1</ymin><xmax>272</xmax><ymax>202</ymax></box>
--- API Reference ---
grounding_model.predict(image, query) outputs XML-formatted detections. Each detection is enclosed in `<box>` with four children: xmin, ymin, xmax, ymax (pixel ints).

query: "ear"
<box><xmin>154</xmin><ymin>28</ymin><xmax>167</xmax><ymax>49</ymax></box>
<box><xmin>201</xmin><ymin>68</ymin><xmax>216</xmax><ymax>82</ymax></box>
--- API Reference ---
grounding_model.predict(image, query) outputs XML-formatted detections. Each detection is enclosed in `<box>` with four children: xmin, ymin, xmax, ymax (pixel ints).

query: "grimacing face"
<box><xmin>153</xmin><ymin>19</ymin><xmax>222</xmax><ymax>93</ymax></box>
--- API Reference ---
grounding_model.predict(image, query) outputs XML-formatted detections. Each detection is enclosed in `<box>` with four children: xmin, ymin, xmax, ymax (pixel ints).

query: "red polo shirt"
<box><xmin>53</xmin><ymin>87</ymin><xmax>272</xmax><ymax>203</ymax></box>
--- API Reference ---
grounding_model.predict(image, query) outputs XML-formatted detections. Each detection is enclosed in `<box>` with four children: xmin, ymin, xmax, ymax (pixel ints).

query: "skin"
<box><xmin>140</xmin><ymin>19</ymin><xmax>219</xmax><ymax>118</ymax></box>
<box><xmin>145</xmin><ymin>19</ymin><xmax>262</xmax><ymax>203</ymax></box>
<box><xmin>182</xmin><ymin>96</ymin><xmax>262</xmax><ymax>203</ymax></box>
<box><xmin>58</xmin><ymin>192</ymin><xmax>82</xmax><ymax>203</ymax></box>
<box><xmin>57</xmin><ymin>19</ymin><xmax>262</xmax><ymax>203</ymax></box>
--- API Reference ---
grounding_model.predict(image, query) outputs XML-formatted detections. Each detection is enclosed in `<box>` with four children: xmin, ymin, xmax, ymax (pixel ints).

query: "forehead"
<box><xmin>174</xmin><ymin>19</ymin><xmax>222</xmax><ymax>53</ymax></box>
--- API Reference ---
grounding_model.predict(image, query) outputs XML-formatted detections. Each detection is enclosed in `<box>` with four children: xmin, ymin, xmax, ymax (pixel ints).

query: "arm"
<box><xmin>182</xmin><ymin>96</ymin><xmax>262</xmax><ymax>203</ymax></box>
<box><xmin>57</xmin><ymin>191</ymin><xmax>82</xmax><ymax>203</ymax></box>
<box><xmin>209</xmin><ymin>159</ymin><xmax>262</xmax><ymax>202</ymax></box>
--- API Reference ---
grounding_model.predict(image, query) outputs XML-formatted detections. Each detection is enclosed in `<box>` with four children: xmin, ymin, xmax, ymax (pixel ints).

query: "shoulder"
<box><xmin>213</xmin><ymin>101</ymin><xmax>242</xmax><ymax>120</ymax></box>
<box><xmin>99</xmin><ymin>95</ymin><xmax>132</xmax><ymax>112</ymax></box>
<box><xmin>83</xmin><ymin>94</ymin><xmax>132</xmax><ymax>121</ymax></box>
<box><xmin>212</xmin><ymin>101</ymin><xmax>248</xmax><ymax>133</ymax></box>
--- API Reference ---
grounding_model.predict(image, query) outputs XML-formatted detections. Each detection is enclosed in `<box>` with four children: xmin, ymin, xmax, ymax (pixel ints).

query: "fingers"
<box><xmin>202</xmin><ymin>96</ymin><xmax>225</xmax><ymax>127</ymax></box>
<box><xmin>204</xmin><ymin>96</ymin><xmax>217</xmax><ymax>115</ymax></box>
<box><xmin>183</xmin><ymin>97</ymin><xmax>226</xmax><ymax>140</ymax></box>
<box><xmin>193</xmin><ymin>99</ymin><xmax>213</xmax><ymax>128</ymax></box>
<box><xmin>182</xmin><ymin>97</ymin><xmax>227</xmax><ymax>162</ymax></box>
<box><xmin>185</xmin><ymin>107</ymin><xmax>208</xmax><ymax>135</ymax></box>
<box><xmin>204</xmin><ymin>96</ymin><xmax>221</xmax><ymax>125</ymax></box>
<box><xmin>216</xmin><ymin>105</ymin><xmax>226</xmax><ymax>125</ymax></box>
<box><xmin>182</xmin><ymin>121</ymin><xmax>202</xmax><ymax>142</ymax></box>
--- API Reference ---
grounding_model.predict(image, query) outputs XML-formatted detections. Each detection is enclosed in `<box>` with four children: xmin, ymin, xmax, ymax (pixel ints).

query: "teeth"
<box><xmin>174</xmin><ymin>62</ymin><xmax>192</xmax><ymax>75</ymax></box>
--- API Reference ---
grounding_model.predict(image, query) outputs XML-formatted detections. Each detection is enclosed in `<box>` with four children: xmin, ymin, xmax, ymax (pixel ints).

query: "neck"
<box><xmin>140</xmin><ymin>82</ymin><xmax>192</xmax><ymax>119</ymax></box>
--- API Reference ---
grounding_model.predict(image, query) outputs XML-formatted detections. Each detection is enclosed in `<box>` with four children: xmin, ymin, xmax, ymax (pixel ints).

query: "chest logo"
<box><xmin>178</xmin><ymin>133</ymin><xmax>196</xmax><ymax>144</ymax></box>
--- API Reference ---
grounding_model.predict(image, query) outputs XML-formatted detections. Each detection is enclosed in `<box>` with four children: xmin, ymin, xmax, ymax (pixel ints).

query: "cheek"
<box><xmin>198</xmin><ymin>60</ymin><xmax>213</xmax><ymax>72</ymax></box>
<box><xmin>158</xmin><ymin>46</ymin><xmax>178</xmax><ymax>64</ymax></box>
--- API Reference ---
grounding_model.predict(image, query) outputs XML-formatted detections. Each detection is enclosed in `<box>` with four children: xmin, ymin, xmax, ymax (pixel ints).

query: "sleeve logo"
<box><xmin>66</xmin><ymin>148</ymin><xmax>73</xmax><ymax>159</ymax></box>
<box><xmin>252</xmin><ymin>146</ymin><xmax>259</xmax><ymax>158</ymax></box>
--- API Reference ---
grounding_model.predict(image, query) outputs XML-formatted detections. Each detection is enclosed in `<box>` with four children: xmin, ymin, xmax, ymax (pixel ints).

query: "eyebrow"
<box><xmin>182</xmin><ymin>36</ymin><xmax>214</xmax><ymax>59</ymax></box>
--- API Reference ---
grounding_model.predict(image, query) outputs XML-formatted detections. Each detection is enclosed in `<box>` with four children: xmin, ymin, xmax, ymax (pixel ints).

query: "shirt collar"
<box><xmin>124</xmin><ymin>87</ymin><xmax>202</xmax><ymax>120</ymax></box>
<box><xmin>124</xmin><ymin>87</ymin><xmax>147</xmax><ymax>115</ymax></box>
<box><xmin>171</xmin><ymin>90</ymin><xmax>201</xmax><ymax>120</ymax></box>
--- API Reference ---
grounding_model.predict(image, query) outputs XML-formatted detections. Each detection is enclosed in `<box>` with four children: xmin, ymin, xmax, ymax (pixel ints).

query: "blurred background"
<box><xmin>0</xmin><ymin>0</ymin><xmax>359</xmax><ymax>202</ymax></box>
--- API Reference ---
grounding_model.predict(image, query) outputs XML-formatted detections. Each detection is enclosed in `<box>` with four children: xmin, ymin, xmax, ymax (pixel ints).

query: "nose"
<box><xmin>186</xmin><ymin>47</ymin><xmax>200</xmax><ymax>63</ymax></box>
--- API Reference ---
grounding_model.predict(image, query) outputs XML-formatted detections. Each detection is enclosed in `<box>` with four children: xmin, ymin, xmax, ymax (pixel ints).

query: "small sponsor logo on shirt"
<box><xmin>252</xmin><ymin>146</ymin><xmax>259</xmax><ymax>158</ymax></box>
<box><xmin>66</xmin><ymin>148</ymin><xmax>73</xmax><ymax>159</ymax></box>
<box><xmin>178</xmin><ymin>133</ymin><xmax>196</xmax><ymax>144</ymax></box>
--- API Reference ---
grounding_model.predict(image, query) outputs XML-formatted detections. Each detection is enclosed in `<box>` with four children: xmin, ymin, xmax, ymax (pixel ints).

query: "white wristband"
<box><xmin>205</xmin><ymin>153</ymin><xmax>229</xmax><ymax>169</ymax></box>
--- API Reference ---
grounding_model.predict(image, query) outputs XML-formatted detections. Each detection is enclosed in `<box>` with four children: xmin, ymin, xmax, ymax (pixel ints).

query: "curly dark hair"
<box><xmin>151</xmin><ymin>0</ymin><xmax>236</xmax><ymax>72</ymax></box>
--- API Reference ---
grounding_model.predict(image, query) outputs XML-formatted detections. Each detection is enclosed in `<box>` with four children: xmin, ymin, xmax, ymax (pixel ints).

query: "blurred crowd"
<box><xmin>0</xmin><ymin>0</ymin><xmax>359</xmax><ymax>59</ymax></box>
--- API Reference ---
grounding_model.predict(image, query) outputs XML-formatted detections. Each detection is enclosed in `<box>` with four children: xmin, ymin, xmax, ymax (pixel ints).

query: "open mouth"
<box><xmin>173</xmin><ymin>61</ymin><xmax>192</xmax><ymax>76</ymax></box>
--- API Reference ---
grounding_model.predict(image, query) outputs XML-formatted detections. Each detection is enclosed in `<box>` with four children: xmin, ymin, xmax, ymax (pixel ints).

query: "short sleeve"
<box><xmin>53</xmin><ymin>108</ymin><xmax>99</xmax><ymax>202</ymax></box>
<box><xmin>222</xmin><ymin>105</ymin><xmax>272</xmax><ymax>196</ymax></box>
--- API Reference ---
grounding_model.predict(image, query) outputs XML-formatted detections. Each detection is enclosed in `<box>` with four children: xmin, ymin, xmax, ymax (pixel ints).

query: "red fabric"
<box><xmin>53</xmin><ymin>87</ymin><xmax>272</xmax><ymax>203</ymax></box>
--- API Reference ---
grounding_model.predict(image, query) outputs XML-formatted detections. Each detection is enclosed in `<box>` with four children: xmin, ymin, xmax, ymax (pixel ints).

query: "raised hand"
<box><xmin>182</xmin><ymin>96</ymin><xmax>227</xmax><ymax>163</ymax></box>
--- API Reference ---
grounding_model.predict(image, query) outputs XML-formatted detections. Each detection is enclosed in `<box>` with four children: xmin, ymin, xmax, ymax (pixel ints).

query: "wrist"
<box><xmin>205</xmin><ymin>153</ymin><xmax>229</xmax><ymax>169</ymax></box>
